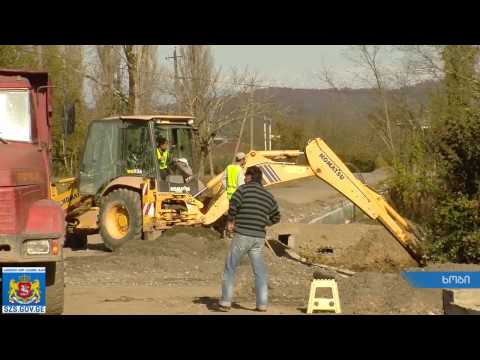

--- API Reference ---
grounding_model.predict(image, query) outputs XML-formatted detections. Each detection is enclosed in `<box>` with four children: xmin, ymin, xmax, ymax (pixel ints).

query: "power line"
<box><xmin>165</xmin><ymin>47</ymin><xmax>183</xmax><ymax>112</ymax></box>
<box><xmin>158</xmin><ymin>72</ymin><xmax>289</xmax><ymax>89</ymax></box>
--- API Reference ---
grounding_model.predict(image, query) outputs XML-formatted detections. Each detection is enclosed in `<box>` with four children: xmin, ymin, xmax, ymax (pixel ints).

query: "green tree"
<box><xmin>272</xmin><ymin>118</ymin><xmax>308</xmax><ymax>150</ymax></box>
<box><xmin>36</xmin><ymin>46</ymin><xmax>87</xmax><ymax>177</ymax></box>
<box><xmin>424</xmin><ymin>45</ymin><xmax>480</xmax><ymax>262</ymax></box>
<box><xmin>0</xmin><ymin>45</ymin><xmax>87</xmax><ymax>177</ymax></box>
<box><xmin>434</xmin><ymin>45</ymin><xmax>480</xmax><ymax>196</ymax></box>
<box><xmin>386</xmin><ymin>45</ymin><xmax>480</xmax><ymax>262</ymax></box>
<box><xmin>0</xmin><ymin>45</ymin><xmax>38</xmax><ymax>69</ymax></box>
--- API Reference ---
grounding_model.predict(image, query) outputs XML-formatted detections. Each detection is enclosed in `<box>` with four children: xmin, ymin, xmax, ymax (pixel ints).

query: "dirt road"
<box><xmin>64</xmin><ymin>229</ymin><xmax>315</xmax><ymax>315</ymax></box>
<box><xmin>63</xmin><ymin>227</ymin><xmax>455</xmax><ymax>315</ymax></box>
<box><xmin>64</xmin><ymin>286</ymin><xmax>299</xmax><ymax>315</ymax></box>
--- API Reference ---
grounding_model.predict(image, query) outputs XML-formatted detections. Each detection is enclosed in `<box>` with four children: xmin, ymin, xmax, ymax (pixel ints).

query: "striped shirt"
<box><xmin>227</xmin><ymin>181</ymin><xmax>281</xmax><ymax>238</ymax></box>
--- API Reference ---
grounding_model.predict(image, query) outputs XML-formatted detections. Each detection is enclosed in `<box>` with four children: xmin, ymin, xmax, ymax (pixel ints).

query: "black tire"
<box><xmin>99</xmin><ymin>188</ymin><xmax>142</xmax><ymax>251</ymax></box>
<box><xmin>46</xmin><ymin>261</ymin><xmax>64</xmax><ymax>315</ymax></box>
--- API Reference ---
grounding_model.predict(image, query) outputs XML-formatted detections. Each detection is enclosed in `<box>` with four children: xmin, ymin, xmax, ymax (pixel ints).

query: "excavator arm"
<box><xmin>305</xmin><ymin>138</ymin><xmax>424</xmax><ymax>265</ymax></box>
<box><xmin>200</xmin><ymin>150</ymin><xmax>314</xmax><ymax>225</ymax></box>
<box><xmin>200</xmin><ymin>137</ymin><xmax>425</xmax><ymax>265</ymax></box>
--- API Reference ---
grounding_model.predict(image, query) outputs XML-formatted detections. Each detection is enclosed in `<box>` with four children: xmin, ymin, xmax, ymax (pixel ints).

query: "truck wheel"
<box><xmin>46</xmin><ymin>261</ymin><xmax>64</xmax><ymax>315</ymax></box>
<box><xmin>100</xmin><ymin>188</ymin><xmax>142</xmax><ymax>251</ymax></box>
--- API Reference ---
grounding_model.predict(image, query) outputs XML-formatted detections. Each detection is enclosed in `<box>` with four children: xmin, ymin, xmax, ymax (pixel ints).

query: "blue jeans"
<box><xmin>220</xmin><ymin>233</ymin><xmax>268</xmax><ymax>308</ymax></box>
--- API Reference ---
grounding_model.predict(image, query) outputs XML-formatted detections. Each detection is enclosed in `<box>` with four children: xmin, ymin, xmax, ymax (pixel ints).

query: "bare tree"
<box><xmin>175</xmin><ymin>46</ymin><xmax>271</xmax><ymax>176</ymax></box>
<box><xmin>394</xmin><ymin>45</ymin><xmax>445</xmax><ymax>81</ymax></box>
<box><xmin>25</xmin><ymin>45</ymin><xmax>87</xmax><ymax>176</ymax></box>
<box><xmin>349</xmin><ymin>45</ymin><xmax>397</xmax><ymax>161</ymax></box>
<box><xmin>90</xmin><ymin>45</ymin><xmax>127</xmax><ymax>116</ymax></box>
<box><xmin>123</xmin><ymin>45</ymin><xmax>139</xmax><ymax>114</ymax></box>
<box><xmin>136</xmin><ymin>46</ymin><xmax>165</xmax><ymax>113</ymax></box>
<box><xmin>90</xmin><ymin>45</ymin><xmax>163</xmax><ymax>116</ymax></box>
<box><xmin>317</xmin><ymin>45</ymin><xmax>444</xmax><ymax>167</ymax></box>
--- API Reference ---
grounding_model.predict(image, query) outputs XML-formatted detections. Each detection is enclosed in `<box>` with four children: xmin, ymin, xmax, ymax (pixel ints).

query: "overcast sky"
<box><xmin>157</xmin><ymin>45</ymin><xmax>364</xmax><ymax>89</ymax></box>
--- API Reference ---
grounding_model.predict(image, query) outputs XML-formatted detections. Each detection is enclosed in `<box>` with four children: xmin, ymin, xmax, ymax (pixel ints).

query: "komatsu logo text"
<box><xmin>319</xmin><ymin>153</ymin><xmax>345</xmax><ymax>180</ymax></box>
<box><xmin>170</xmin><ymin>186</ymin><xmax>191</xmax><ymax>193</ymax></box>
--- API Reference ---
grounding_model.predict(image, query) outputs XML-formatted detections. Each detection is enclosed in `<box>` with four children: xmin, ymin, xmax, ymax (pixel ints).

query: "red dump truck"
<box><xmin>0</xmin><ymin>69</ymin><xmax>65</xmax><ymax>314</ymax></box>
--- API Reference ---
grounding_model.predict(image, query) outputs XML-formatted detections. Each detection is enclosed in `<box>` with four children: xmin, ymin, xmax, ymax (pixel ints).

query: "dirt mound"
<box><xmin>268</xmin><ymin>223</ymin><xmax>418</xmax><ymax>272</ymax></box>
<box><xmin>116</xmin><ymin>227</ymin><xmax>226</xmax><ymax>259</ymax></box>
<box><xmin>333</xmin><ymin>227</ymin><xmax>419</xmax><ymax>272</ymax></box>
<box><xmin>65</xmin><ymin>228</ymin><xmax>228</xmax><ymax>287</ymax></box>
<box><xmin>338</xmin><ymin>272</ymin><xmax>443</xmax><ymax>314</ymax></box>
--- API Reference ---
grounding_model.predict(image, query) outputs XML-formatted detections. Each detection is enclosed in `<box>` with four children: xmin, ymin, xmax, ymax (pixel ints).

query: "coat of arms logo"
<box><xmin>8</xmin><ymin>274</ymin><xmax>41</xmax><ymax>305</ymax></box>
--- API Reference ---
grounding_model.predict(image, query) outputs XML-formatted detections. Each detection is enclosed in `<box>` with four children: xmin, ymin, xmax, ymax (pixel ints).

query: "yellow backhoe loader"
<box><xmin>51</xmin><ymin>115</ymin><xmax>425</xmax><ymax>265</ymax></box>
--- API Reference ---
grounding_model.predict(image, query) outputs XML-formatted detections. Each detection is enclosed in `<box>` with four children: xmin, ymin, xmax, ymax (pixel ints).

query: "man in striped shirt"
<box><xmin>218</xmin><ymin>166</ymin><xmax>281</xmax><ymax>312</ymax></box>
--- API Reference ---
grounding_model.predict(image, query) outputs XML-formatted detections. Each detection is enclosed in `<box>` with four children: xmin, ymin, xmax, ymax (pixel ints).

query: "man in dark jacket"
<box><xmin>218</xmin><ymin>165</ymin><xmax>281</xmax><ymax>312</ymax></box>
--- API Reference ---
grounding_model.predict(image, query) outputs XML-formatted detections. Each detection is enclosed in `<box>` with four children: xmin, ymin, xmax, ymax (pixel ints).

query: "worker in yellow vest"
<box><xmin>157</xmin><ymin>137</ymin><xmax>173</xmax><ymax>180</ymax></box>
<box><xmin>221</xmin><ymin>152</ymin><xmax>246</xmax><ymax>239</ymax></box>
<box><xmin>222</xmin><ymin>152</ymin><xmax>247</xmax><ymax>200</ymax></box>
<box><xmin>222</xmin><ymin>152</ymin><xmax>246</xmax><ymax>238</ymax></box>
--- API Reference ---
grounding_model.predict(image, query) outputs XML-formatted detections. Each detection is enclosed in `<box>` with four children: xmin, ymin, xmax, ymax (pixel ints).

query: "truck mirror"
<box><xmin>63</xmin><ymin>103</ymin><xmax>76</xmax><ymax>135</ymax></box>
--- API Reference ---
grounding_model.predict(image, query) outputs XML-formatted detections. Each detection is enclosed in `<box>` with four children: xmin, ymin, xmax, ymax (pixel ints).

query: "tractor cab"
<box><xmin>78</xmin><ymin>115</ymin><xmax>199</xmax><ymax>198</ymax></box>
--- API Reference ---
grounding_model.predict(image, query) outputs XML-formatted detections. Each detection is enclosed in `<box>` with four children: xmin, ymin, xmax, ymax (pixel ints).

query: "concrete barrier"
<box><xmin>308</xmin><ymin>188</ymin><xmax>389</xmax><ymax>225</ymax></box>
<box><xmin>308</xmin><ymin>201</ymin><xmax>368</xmax><ymax>225</ymax></box>
<box><xmin>443</xmin><ymin>289</ymin><xmax>480</xmax><ymax>315</ymax></box>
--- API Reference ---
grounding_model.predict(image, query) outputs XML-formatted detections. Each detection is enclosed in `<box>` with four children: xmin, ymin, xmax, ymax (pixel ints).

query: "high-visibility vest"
<box><xmin>157</xmin><ymin>149</ymin><xmax>169</xmax><ymax>170</ymax></box>
<box><xmin>226</xmin><ymin>164</ymin><xmax>242</xmax><ymax>200</ymax></box>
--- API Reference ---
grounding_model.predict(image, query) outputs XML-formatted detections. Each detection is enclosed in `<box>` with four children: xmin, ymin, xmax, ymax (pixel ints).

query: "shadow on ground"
<box><xmin>87</xmin><ymin>243</ymin><xmax>111</xmax><ymax>252</ymax></box>
<box><xmin>193</xmin><ymin>296</ymin><xmax>255</xmax><ymax>312</ymax></box>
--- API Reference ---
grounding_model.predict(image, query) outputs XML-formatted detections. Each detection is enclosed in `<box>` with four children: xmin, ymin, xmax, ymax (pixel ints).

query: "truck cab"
<box><xmin>0</xmin><ymin>69</ymin><xmax>65</xmax><ymax>315</ymax></box>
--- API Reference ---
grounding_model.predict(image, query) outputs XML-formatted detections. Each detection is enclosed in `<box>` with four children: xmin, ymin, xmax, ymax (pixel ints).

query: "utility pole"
<box><xmin>233</xmin><ymin>83</ymin><xmax>253</xmax><ymax>162</ymax></box>
<box><xmin>263</xmin><ymin>116</ymin><xmax>267</xmax><ymax>151</ymax></box>
<box><xmin>165</xmin><ymin>46</ymin><xmax>183</xmax><ymax>113</ymax></box>
<box><xmin>250</xmin><ymin>110</ymin><xmax>254</xmax><ymax>151</ymax></box>
<box><xmin>233</xmin><ymin>104</ymin><xmax>249</xmax><ymax>162</ymax></box>
<box><xmin>268</xmin><ymin>117</ymin><xmax>272</xmax><ymax>150</ymax></box>
<box><xmin>249</xmin><ymin>82</ymin><xmax>255</xmax><ymax>151</ymax></box>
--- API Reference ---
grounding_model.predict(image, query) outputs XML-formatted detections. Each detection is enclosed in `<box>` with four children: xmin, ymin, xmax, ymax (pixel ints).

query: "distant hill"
<box><xmin>216</xmin><ymin>80</ymin><xmax>437</xmax><ymax>148</ymax></box>
<box><xmin>156</xmin><ymin>81</ymin><xmax>437</xmax><ymax>151</ymax></box>
<box><xmin>252</xmin><ymin>81</ymin><xmax>436</xmax><ymax>119</ymax></box>
<box><xmin>157</xmin><ymin>80</ymin><xmax>436</xmax><ymax>123</ymax></box>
